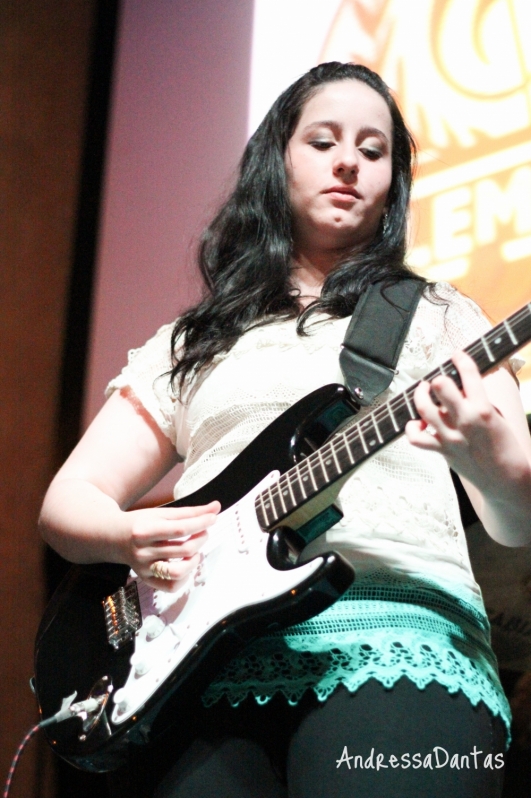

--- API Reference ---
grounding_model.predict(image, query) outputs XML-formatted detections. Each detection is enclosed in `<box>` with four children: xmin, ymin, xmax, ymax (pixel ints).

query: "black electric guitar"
<box><xmin>34</xmin><ymin>301</ymin><xmax>531</xmax><ymax>771</ymax></box>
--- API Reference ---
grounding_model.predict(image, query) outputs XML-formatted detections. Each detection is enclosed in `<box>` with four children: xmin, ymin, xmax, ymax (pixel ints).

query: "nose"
<box><xmin>334</xmin><ymin>146</ymin><xmax>359</xmax><ymax>181</ymax></box>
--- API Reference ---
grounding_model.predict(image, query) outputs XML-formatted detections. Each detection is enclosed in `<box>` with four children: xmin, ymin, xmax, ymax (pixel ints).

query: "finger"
<box><xmin>157</xmin><ymin>511</ymin><xmax>218</xmax><ymax>538</ymax></box>
<box><xmin>407</xmin><ymin>382</ymin><xmax>465</xmax><ymax>450</ymax></box>
<box><xmin>135</xmin><ymin>529</ymin><xmax>208</xmax><ymax>564</ymax></box>
<box><xmin>405</xmin><ymin>419</ymin><xmax>442</xmax><ymax>452</ymax></box>
<box><xmin>412</xmin><ymin>380</ymin><xmax>444</xmax><ymax>424</ymax></box>
<box><xmin>415</xmin><ymin>374</ymin><xmax>466</xmax><ymax>432</ymax></box>
<box><xmin>426</xmin><ymin>377</ymin><xmax>462</xmax><ymax>427</ymax></box>
<box><xmin>451</xmin><ymin>351</ymin><xmax>484</xmax><ymax>395</ymax></box>
<box><xmin>158</xmin><ymin>501</ymin><xmax>221</xmax><ymax>521</ymax></box>
<box><xmin>131</xmin><ymin>509</ymin><xmax>219</xmax><ymax>547</ymax></box>
<box><xmin>141</xmin><ymin>553</ymin><xmax>202</xmax><ymax>592</ymax></box>
<box><xmin>148</xmin><ymin>555</ymin><xmax>198</xmax><ymax>581</ymax></box>
<box><xmin>430</xmin><ymin>353</ymin><xmax>495</xmax><ymax>433</ymax></box>
<box><xmin>149</xmin><ymin>530</ymin><xmax>208</xmax><ymax>559</ymax></box>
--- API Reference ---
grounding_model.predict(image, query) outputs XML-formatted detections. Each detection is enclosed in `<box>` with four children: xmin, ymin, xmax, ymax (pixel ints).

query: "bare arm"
<box><xmin>406</xmin><ymin>351</ymin><xmax>531</xmax><ymax>547</ymax></box>
<box><xmin>39</xmin><ymin>389</ymin><xmax>220</xmax><ymax>590</ymax></box>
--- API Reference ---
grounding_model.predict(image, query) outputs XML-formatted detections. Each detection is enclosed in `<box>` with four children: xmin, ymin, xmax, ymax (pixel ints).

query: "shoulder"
<box><xmin>416</xmin><ymin>282</ymin><xmax>492</xmax><ymax>350</ymax></box>
<box><xmin>417</xmin><ymin>281</ymin><xmax>490</xmax><ymax>325</ymax></box>
<box><xmin>123</xmin><ymin>321</ymin><xmax>177</xmax><ymax>371</ymax></box>
<box><xmin>394</xmin><ymin>283</ymin><xmax>491</xmax><ymax>375</ymax></box>
<box><xmin>106</xmin><ymin>322</ymin><xmax>180</xmax><ymax>393</ymax></box>
<box><xmin>105</xmin><ymin>321</ymin><xmax>182</xmax><ymax>447</ymax></box>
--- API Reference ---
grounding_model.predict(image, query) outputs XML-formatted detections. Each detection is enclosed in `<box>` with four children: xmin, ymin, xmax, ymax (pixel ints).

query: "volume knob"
<box><xmin>113</xmin><ymin>688</ymin><xmax>129</xmax><ymax>712</ymax></box>
<box><xmin>144</xmin><ymin>614</ymin><xmax>165</xmax><ymax>640</ymax></box>
<box><xmin>130</xmin><ymin>651</ymin><xmax>151</xmax><ymax>676</ymax></box>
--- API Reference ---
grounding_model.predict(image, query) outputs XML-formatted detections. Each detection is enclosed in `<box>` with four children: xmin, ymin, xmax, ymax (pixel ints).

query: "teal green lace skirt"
<box><xmin>202</xmin><ymin>569</ymin><xmax>511</xmax><ymax>739</ymax></box>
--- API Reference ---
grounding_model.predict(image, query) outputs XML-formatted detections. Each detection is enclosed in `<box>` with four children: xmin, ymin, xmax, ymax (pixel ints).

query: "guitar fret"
<box><xmin>361</xmin><ymin>419</ymin><xmax>378</xmax><ymax>449</ymax></box>
<box><xmin>285</xmin><ymin>474</ymin><xmax>296</xmax><ymax>507</ymax></box>
<box><xmin>388</xmin><ymin>402</ymin><xmax>399</xmax><ymax>432</ymax></box>
<box><xmin>265</xmin><ymin>485</ymin><xmax>278</xmax><ymax>521</ymax></box>
<box><xmin>305</xmin><ymin>458</ymin><xmax>319</xmax><ymax>492</ymax></box>
<box><xmin>285</xmin><ymin>472</ymin><xmax>302</xmax><ymax>507</ymax></box>
<box><xmin>296</xmin><ymin>467</ymin><xmax>308</xmax><ymax>500</ymax></box>
<box><xmin>358</xmin><ymin>426</ymin><xmax>369</xmax><ymax>454</ymax></box>
<box><xmin>258</xmin><ymin>490</ymin><xmax>270</xmax><ymax>527</ymax></box>
<box><xmin>342</xmin><ymin>432</ymin><xmax>355</xmax><ymax>464</ymax></box>
<box><xmin>481</xmin><ymin>335</ymin><xmax>495</xmax><ymax>363</ymax></box>
<box><xmin>317</xmin><ymin>448</ymin><xmax>330</xmax><ymax>483</ymax></box>
<box><xmin>330</xmin><ymin>442</ymin><xmax>341</xmax><ymax>473</ymax></box>
<box><xmin>437</xmin><ymin>362</ymin><xmax>460</xmax><ymax>390</ymax></box>
<box><xmin>391</xmin><ymin>400</ymin><xmax>412</xmax><ymax>429</ymax></box>
<box><xmin>277</xmin><ymin>483</ymin><xmax>288</xmax><ymax>515</ymax></box>
<box><xmin>503</xmin><ymin>319</ymin><xmax>518</xmax><ymax>346</ymax></box>
<box><xmin>505</xmin><ymin>304</ymin><xmax>531</xmax><ymax>348</ymax></box>
<box><xmin>347</xmin><ymin>434</ymin><xmax>364</xmax><ymax>462</ymax></box>
<box><xmin>373</xmin><ymin>416</ymin><xmax>383</xmax><ymax>444</ymax></box>
<box><xmin>404</xmin><ymin>391</ymin><xmax>417</xmax><ymax>419</ymax></box>
<box><xmin>379</xmin><ymin>411</ymin><xmax>399</xmax><ymax>442</ymax></box>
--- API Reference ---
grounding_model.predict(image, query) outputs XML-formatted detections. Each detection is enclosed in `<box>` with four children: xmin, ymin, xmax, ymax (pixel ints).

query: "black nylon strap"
<box><xmin>339</xmin><ymin>279</ymin><xmax>425</xmax><ymax>406</ymax></box>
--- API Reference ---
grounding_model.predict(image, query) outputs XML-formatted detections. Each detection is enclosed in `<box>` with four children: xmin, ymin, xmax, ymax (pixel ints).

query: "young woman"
<box><xmin>40</xmin><ymin>63</ymin><xmax>531</xmax><ymax>798</ymax></box>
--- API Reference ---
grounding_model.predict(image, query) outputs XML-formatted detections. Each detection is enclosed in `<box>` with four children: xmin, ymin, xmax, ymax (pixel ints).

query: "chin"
<box><xmin>326</xmin><ymin>219</ymin><xmax>370</xmax><ymax>247</ymax></box>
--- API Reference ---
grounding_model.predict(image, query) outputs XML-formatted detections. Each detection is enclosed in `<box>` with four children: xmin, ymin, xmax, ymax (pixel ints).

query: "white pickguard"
<box><xmin>111</xmin><ymin>472</ymin><xmax>324</xmax><ymax>724</ymax></box>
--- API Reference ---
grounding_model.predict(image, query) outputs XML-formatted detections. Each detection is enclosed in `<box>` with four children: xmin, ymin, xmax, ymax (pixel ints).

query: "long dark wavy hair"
<box><xmin>170</xmin><ymin>62</ymin><xmax>426</xmax><ymax>391</ymax></box>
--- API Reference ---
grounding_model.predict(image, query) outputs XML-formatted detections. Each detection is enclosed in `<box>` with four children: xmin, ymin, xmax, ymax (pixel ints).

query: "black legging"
<box><xmin>108</xmin><ymin>678</ymin><xmax>506</xmax><ymax>798</ymax></box>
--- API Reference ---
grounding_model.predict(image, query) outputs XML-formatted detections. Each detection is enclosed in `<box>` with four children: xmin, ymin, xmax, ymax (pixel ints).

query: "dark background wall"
<box><xmin>1</xmin><ymin>1</ymin><xmax>253</xmax><ymax>795</ymax></box>
<box><xmin>1</xmin><ymin>2</ymin><xmax>98</xmax><ymax>796</ymax></box>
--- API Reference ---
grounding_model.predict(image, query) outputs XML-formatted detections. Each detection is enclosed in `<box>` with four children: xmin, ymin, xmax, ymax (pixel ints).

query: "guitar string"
<box><xmin>257</xmin><ymin>304</ymin><xmax>531</xmax><ymax>522</ymax></box>
<box><xmin>260</xmin><ymin>304</ymin><xmax>531</xmax><ymax>519</ymax></box>
<box><xmin>269</xmin><ymin>307</ymin><xmax>530</xmax><ymax>503</ymax></box>
<box><xmin>280</xmin><ymin>303</ymin><xmax>531</xmax><ymax>482</ymax></box>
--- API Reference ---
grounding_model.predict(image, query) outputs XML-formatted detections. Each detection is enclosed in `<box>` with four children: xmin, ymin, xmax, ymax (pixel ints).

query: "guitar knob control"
<box><xmin>130</xmin><ymin>652</ymin><xmax>151</xmax><ymax>676</ymax></box>
<box><xmin>144</xmin><ymin>614</ymin><xmax>165</xmax><ymax>640</ymax></box>
<box><xmin>113</xmin><ymin>688</ymin><xmax>129</xmax><ymax>712</ymax></box>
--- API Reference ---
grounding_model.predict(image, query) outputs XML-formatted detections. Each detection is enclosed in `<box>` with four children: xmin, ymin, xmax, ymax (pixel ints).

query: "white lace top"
<box><xmin>108</xmin><ymin>282</ymin><xmax>493</xmax><ymax>592</ymax></box>
<box><xmin>107</xmin><ymin>282</ymin><xmax>511</xmax><ymax>732</ymax></box>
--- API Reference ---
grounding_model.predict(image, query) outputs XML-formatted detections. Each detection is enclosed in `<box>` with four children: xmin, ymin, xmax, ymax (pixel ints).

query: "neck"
<box><xmin>290</xmin><ymin>248</ymin><xmax>346</xmax><ymax>307</ymax></box>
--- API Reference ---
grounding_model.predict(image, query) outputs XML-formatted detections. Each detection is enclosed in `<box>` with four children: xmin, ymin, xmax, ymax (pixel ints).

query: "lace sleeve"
<box><xmin>430</xmin><ymin>283</ymin><xmax>491</xmax><ymax>356</ymax></box>
<box><xmin>105</xmin><ymin>323</ymin><xmax>183</xmax><ymax>451</ymax></box>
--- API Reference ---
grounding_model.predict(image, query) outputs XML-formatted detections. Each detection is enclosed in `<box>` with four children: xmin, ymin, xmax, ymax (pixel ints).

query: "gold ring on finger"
<box><xmin>149</xmin><ymin>560</ymin><xmax>173</xmax><ymax>581</ymax></box>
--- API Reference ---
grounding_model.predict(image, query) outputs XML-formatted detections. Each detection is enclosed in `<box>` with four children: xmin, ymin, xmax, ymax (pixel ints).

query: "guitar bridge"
<box><xmin>103</xmin><ymin>582</ymin><xmax>142</xmax><ymax>650</ymax></box>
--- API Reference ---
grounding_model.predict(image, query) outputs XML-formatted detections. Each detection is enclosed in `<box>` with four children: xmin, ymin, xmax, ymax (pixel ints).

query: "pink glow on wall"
<box><xmin>83</xmin><ymin>0</ymin><xmax>253</xmax><ymax>500</ymax></box>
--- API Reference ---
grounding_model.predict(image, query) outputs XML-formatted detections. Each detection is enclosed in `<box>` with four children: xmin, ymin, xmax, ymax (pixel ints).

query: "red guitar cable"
<box><xmin>3</xmin><ymin>694</ymin><xmax>103</xmax><ymax>798</ymax></box>
<box><xmin>3</xmin><ymin>723</ymin><xmax>41</xmax><ymax>798</ymax></box>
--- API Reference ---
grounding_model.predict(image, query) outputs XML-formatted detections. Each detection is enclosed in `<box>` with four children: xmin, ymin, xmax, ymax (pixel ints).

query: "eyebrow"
<box><xmin>302</xmin><ymin>121</ymin><xmax>390</xmax><ymax>144</ymax></box>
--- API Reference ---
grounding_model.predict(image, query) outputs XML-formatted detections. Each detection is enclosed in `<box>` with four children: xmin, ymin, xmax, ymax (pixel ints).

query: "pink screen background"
<box><xmin>83</xmin><ymin>0</ymin><xmax>254</xmax><ymax>501</ymax></box>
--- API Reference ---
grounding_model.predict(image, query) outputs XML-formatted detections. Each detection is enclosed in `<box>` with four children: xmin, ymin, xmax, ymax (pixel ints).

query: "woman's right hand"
<box><xmin>39</xmin><ymin>391</ymin><xmax>221</xmax><ymax>578</ymax></box>
<box><xmin>123</xmin><ymin>500</ymin><xmax>221</xmax><ymax>591</ymax></box>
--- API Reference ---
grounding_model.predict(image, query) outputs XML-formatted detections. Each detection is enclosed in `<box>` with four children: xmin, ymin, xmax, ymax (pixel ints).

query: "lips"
<box><xmin>323</xmin><ymin>186</ymin><xmax>361</xmax><ymax>199</ymax></box>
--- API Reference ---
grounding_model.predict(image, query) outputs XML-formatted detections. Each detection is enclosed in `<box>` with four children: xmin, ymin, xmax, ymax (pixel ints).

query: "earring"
<box><xmin>382</xmin><ymin>212</ymin><xmax>389</xmax><ymax>233</ymax></box>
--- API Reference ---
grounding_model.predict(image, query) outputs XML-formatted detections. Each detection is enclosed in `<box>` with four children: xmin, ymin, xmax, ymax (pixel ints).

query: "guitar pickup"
<box><xmin>102</xmin><ymin>582</ymin><xmax>142</xmax><ymax>650</ymax></box>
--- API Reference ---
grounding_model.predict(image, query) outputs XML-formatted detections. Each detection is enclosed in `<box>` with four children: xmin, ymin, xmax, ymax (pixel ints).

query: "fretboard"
<box><xmin>255</xmin><ymin>301</ymin><xmax>531</xmax><ymax>531</ymax></box>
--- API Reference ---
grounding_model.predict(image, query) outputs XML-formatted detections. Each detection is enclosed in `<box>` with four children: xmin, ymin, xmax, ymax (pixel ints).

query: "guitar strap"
<box><xmin>339</xmin><ymin>279</ymin><xmax>425</xmax><ymax>406</ymax></box>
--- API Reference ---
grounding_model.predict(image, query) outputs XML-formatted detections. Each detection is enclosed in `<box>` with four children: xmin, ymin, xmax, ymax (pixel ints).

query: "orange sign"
<box><xmin>321</xmin><ymin>0</ymin><xmax>531</xmax><ymax>397</ymax></box>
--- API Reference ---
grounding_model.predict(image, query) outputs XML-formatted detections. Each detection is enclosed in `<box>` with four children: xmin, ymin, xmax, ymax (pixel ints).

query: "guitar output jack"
<box><xmin>77</xmin><ymin>675</ymin><xmax>113</xmax><ymax>742</ymax></box>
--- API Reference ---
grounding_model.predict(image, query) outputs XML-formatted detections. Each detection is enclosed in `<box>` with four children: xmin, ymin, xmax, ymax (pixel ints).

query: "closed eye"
<box><xmin>359</xmin><ymin>147</ymin><xmax>383</xmax><ymax>161</ymax></box>
<box><xmin>310</xmin><ymin>140</ymin><xmax>335</xmax><ymax>150</ymax></box>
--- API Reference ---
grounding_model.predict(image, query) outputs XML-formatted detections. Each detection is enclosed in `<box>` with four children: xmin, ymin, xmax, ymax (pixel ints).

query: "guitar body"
<box><xmin>34</xmin><ymin>384</ymin><xmax>358</xmax><ymax>772</ymax></box>
<box><xmin>34</xmin><ymin>299</ymin><xmax>531</xmax><ymax>772</ymax></box>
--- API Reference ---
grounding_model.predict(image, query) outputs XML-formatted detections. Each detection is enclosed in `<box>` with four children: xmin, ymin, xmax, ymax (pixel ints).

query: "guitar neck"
<box><xmin>256</xmin><ymin>302</ymin><xmax>531</xmax><ymax>531</ymax></box>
